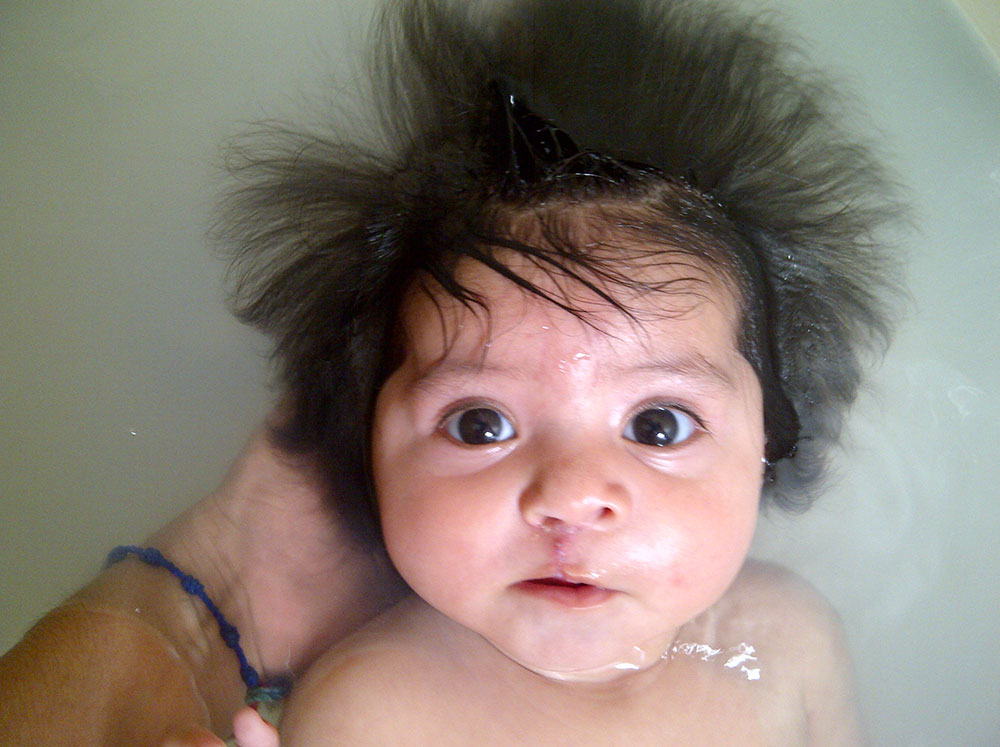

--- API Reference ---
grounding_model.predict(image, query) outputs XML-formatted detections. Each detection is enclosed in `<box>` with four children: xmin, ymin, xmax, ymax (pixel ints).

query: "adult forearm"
<box><xmin>0</xmin><ymin>560</ymin><xmax>245</xmax><ymax>745</ymax></box>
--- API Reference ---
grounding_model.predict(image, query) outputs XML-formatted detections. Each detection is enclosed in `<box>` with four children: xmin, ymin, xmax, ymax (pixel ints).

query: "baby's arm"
<box><xmin>220</xmin><ymin>657</ymin><xmax>395</xmax><ymax>747</ymax></box>
<box><xmin>278</xmin><ymin>597</ymin><xmax>470</xmax><ymax>746</ymax></box>
<box><xmin>719</xmin><ymin>561</ymin><xmax>866</xmax><ymax>745</ymax></box>
<box><xmin>798</xmin><ymin>600</ymin><xmax>867</xmax><ymax>745</ymax></box>
<box><xmin>748</xmin><ymin>562</ymin><xmax>867</xmax><ymax>745</ymax></box>
<box><xmin>279</xmin><ymin>646</ymin><xmax>428</xmax><ymax>746</ymax></box>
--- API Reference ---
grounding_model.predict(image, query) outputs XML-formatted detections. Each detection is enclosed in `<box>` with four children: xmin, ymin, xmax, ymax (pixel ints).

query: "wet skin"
<box><xmin>372</xmin><ymin>254</ymin><xmax>765</xmax><ymax>681</ymax></box>
<box><xmin>280</xmin><ymin>253</ymin><xmax>865</xmax><ymax>745</ymax></box>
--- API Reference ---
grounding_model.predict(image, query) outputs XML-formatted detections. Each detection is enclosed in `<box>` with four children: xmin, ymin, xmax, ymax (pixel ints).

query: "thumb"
<box><xmin>233</xmin><ymin>705</ymin><xmax>281</xmax><ymax>747</ymax></box>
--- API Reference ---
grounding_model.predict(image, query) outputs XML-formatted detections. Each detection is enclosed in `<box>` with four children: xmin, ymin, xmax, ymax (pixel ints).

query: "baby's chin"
<box><xmin>493</xmin><ymin>634</ymin><xmax>677</xmax><ymax>685</ymax></box>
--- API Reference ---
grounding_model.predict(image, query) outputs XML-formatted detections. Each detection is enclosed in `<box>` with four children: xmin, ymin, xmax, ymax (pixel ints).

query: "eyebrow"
<box><xmin>609</xmin><ymin>353</ymin><xmax>738</xmax><ymax>391</ymax></box>
<box><xmin>408</xmin><ymin>360</ymin><xmax>532</xmax><ymax>394</ymax></box>
<box><xmin>409</xmin><ymin>352</ymin><xmax>738</xmax><ymax>393</ymax></box>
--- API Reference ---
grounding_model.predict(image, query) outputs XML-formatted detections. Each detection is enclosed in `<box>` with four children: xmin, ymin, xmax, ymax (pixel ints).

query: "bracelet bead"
<box><xmin>106</xmin><ymin>545</ymin><xmax>291</xmax><ymax>704</ymax></box>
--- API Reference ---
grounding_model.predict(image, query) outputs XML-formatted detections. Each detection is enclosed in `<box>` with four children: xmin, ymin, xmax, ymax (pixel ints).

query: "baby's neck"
<box><xmin>501</xmin><ymin>635</ymin><xmax>680</xmax><ymax>690</ymax></box>
<box><xmin>475</xmin><ymin>625</ymin><xmax>688</xmax><ymax>703</ymax></box>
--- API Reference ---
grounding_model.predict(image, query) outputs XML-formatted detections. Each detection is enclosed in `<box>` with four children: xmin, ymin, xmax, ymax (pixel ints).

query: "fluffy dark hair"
<box><xmin>218</xmin><ymin>0</ymin><xmax>903</xmax><ymax>546</ymax></box>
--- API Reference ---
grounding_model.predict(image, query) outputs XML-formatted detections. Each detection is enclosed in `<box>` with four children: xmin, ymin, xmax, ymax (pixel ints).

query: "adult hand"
<box><xmin>161</xmin><ymin>706</ymin><xmax>280</xmax><ymax>747</ymax></box>
<box><xmin>0</xmin><ymin>406</ymin><xmax>406</xmax><ymax>746</ymax></box>
<box><xmin>149</xmin><ymin>406</ymin><xmax>408</xmax><ymax>740</ymax></box>
<box><xmin>152</xmin><ymin>408</ymin><xmax>405</xmax><ymax>683</ymax></box>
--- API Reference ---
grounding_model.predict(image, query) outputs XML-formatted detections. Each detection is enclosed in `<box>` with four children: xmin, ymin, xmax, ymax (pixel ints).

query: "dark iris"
<box><xmin>452</xmin><ymin>408</ymin><xmax>510</xmax><ymax>445</ymax></box>
<box><xmin>629</xmin><ymin>407</ymin><xmax>682</xmax><ymax>447</ymax></box>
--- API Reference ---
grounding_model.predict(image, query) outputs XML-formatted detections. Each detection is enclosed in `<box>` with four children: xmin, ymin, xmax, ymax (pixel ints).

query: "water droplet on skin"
<box><xmin>723</xmin><ymin>643</ymin><xmax>757</xmax><ymax>669</ymax></box>
<box><xmin>670</xmin><ymin>641</ymin><xmax>762</xmax><ymax>681</ymax></box>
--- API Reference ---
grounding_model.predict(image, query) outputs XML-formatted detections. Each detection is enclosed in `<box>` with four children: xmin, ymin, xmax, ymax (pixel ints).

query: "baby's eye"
<box><xmin>623</xmin><ymin>406</ymin><xmax>698</xmax><ymax>447</ymax></box>
<box><xmin>443</xmin><ymin>407</ymin><xmax>516</xmax><ymax>445</ymax></box>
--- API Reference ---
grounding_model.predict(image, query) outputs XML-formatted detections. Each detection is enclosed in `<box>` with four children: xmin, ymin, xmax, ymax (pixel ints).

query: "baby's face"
<box><xmin>372</xmin><ymin>253</ymin><xmax>765</xmax><ymax>682</ymax></box>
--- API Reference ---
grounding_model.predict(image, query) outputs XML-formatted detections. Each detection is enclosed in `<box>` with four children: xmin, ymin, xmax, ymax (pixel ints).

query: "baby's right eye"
<box><xmin>442</xmin><ymin>407</ymin><xmax>516</xmax><ymax>445</ymax></box>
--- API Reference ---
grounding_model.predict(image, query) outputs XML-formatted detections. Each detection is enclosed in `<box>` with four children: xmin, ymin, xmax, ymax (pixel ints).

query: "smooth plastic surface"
<box><xmin>2</xmin><ymin>1</ymin><xmax>997</xmax><ymax>742</ymax></box>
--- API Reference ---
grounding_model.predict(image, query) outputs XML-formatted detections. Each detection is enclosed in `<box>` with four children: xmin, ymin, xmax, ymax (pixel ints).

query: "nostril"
<box><xmin>529</xmin><ymin>503</ymin><xmax>618</xmax><ymax>532</ymax></box>
<box><xmin>539</xmin><ymin>515</ymin><xmax>573</xmax><ymax>534</ymax></box>
<box><xmin>519</xmin><ymin>472</ymin><xmax>631</xmax><ymax>530</ymax></box>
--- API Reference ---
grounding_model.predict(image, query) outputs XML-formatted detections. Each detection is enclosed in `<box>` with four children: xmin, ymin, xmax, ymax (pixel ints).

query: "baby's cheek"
<box><xmin>379</xmin><ymin>480</ymin><xmax>464</xmax><ymax>592</ymax></box>
<box><xmin>687</xmin><ymin>523</ymin><xmax>756</xmax><ymax>598</ymax></box>
<box><xmin>635</xmin><ymin>508</ymin><xmax>754</xmax><ymax>608</ymax></box>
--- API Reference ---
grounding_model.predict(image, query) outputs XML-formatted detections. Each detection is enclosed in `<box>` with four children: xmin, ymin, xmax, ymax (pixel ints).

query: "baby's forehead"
<box><xmin>396</xmin><ymin>253</ymin><xmax>743</xmax><ymax>370</ymax></box>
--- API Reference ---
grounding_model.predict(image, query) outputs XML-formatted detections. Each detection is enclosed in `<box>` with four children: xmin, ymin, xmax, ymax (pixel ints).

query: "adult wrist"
<box><xmin>73</xmin><ymin>554</ymin><xmax>247</xmax><ymax>733</ymax></box>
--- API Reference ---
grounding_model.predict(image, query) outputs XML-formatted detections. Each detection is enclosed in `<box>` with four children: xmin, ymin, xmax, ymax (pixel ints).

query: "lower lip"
<box><xmin>513</xmin><ymin>580</ymin><xmax>615</xmax><ymax>609</ymax></box>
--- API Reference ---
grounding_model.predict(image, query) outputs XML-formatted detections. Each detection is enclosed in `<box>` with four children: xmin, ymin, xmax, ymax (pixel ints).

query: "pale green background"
<box><xmin>2</xmin><ymin>1</ymin><xmax>998</xmax><ymax>743</ymax></box>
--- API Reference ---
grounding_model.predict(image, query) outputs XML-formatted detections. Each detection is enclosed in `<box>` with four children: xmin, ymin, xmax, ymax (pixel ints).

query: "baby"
<box><xmin>219</xmin><ymin>0</ymin><xmax>901</xmax><ymax>743</ymax></box>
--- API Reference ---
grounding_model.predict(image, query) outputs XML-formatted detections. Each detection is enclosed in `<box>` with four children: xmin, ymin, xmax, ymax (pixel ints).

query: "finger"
<box><xmin>160</xmin><ymin>724</ymin><xmax>226</xmax><ymax>747</ymax></box>
<box><xmin>233</xmin><ymin>705</ymin><xmax>281</xmax><ymax>747</ymax></box>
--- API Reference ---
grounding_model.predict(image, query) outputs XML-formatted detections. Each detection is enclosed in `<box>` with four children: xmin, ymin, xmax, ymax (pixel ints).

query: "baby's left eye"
<box><xmin>623</xmin><ymin>407</ymin><xmax>698</xmax><ymax>447</ymax></box>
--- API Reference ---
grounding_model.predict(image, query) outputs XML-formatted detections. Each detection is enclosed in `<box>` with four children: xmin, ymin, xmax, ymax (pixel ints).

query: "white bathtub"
<box><xmin>2</xmin><ymin>1</ymin><xmax>997</xmax><ymax>742</ymax></box>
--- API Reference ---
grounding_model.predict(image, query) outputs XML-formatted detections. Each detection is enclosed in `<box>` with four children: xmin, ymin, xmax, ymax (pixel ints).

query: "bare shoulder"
<box><xmin>695</xmin><ymin>559</ymin><xmax>867</xmax><ymax>745</ymax></box>
<box><xmin>279</xmin><ymin>640</ymin><xmax>419</xmax><ymax>746</ymax></box>
<box><xmin>279</xmin><ymin>595</ymin><xmax>475</xmax><ymax>746</ymax></box>
<box><xmin>724</xmin><ymin>559</ymin><xmax>845</xmax><ymax>638</ymax></box>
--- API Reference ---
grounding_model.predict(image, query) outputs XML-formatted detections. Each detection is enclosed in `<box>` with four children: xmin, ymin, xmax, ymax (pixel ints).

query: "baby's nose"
<box><xmin>518</xmin><ymin>449</ymin><xmax>632</xmax><ymax>531</ymax></box>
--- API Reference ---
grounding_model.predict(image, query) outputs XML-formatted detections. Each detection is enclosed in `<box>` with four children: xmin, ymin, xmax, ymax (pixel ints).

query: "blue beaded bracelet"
<box><xmin>106</xmin><ymin>545</ymin><xmax>290</xmax><ymax>704</ymax></box>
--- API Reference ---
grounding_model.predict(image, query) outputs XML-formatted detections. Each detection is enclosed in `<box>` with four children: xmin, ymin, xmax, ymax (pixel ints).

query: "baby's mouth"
<box><xmin>515</xmin><ymin>576</ymin><xmax>614</xmax><ymax>608</ymax></box>
<box><xmin>529</xmin><ymin>577</ymin><xmax>591</xmax><ymax>589</ymax></box>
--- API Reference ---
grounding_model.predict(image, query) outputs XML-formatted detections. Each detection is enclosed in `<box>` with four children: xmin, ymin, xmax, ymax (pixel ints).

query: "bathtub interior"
<box><xmin>1</xmin><ymin>1</ymin><xmax>998</xmax><ymax>743</ymax></box>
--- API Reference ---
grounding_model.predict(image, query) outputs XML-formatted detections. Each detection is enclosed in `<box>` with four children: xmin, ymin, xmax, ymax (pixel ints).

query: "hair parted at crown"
<box><xmin>220</xmin><ymin>0</ymin><xmax>904</xmax><ymax>530</ymax></box>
